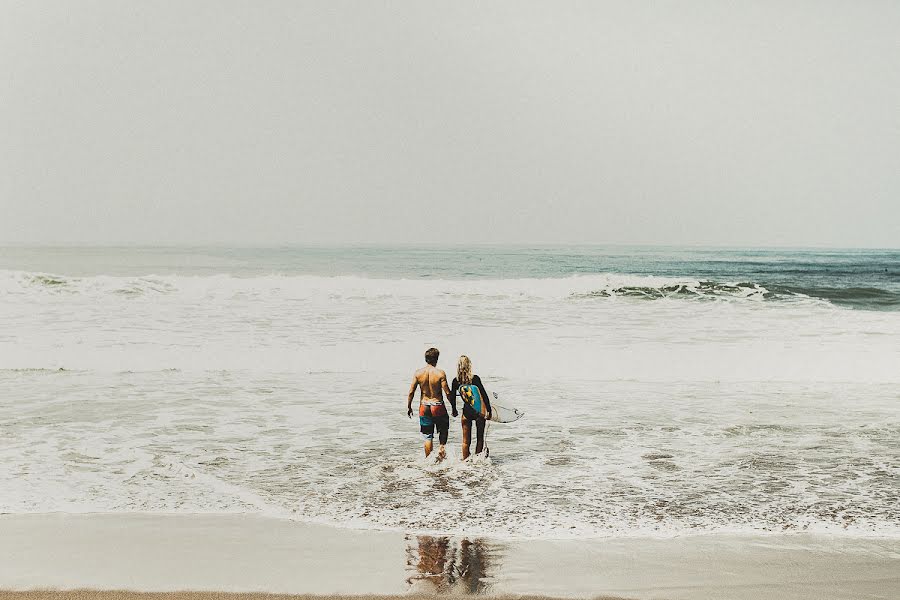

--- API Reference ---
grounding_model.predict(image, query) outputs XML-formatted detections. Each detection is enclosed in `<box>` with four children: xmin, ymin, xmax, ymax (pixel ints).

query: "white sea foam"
<box><xmin>1</xmin><ymin>268</ymin><xmax>899</xmax><ymax>539</ymax></box>
<box><xmin>2</xmin><ymin>270</ymin><xmax>897</xmax><ymax>381</ymax></box>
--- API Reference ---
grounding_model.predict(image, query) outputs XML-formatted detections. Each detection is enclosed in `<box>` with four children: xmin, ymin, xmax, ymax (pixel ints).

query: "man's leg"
<box><xmin>420</xmin><ymin>409</ymin><xmax>435</xmax><ymax>457</ymax></box>
<box><xmin>461</xmin><ymin>415</ymin><xmax>472</xmax><ymax>460</ymax></box>
<box><xmin>436</xmin><ymin>414</ymin><xmax>449</xmax><ymax>461</ymax></box>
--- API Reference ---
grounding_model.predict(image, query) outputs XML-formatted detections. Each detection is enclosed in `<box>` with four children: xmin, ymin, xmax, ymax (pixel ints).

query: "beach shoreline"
<box><xmin>1</xmin><ymin>513</ymin><xmax>898</xmax><ymax>600</ymax></box>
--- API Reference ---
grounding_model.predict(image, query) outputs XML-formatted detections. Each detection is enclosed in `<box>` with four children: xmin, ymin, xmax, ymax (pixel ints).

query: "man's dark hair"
<box><xmin>425</xmin><ymin>347</ymin><xmax>440</xmax><ymax>366</ymax></box>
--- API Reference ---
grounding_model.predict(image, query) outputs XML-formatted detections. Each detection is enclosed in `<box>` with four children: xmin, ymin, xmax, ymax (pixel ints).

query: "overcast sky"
<box><xmin>1</xmin><ymin>1</ymin><xmax>898</xmax><ymax>247</ymax></box>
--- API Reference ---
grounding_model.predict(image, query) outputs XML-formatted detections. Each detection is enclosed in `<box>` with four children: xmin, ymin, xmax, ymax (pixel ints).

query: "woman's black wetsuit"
<box><xmin>449</xmin><ymin>374</ymin><xmax>492</xmax><ymax>453</ymax></box>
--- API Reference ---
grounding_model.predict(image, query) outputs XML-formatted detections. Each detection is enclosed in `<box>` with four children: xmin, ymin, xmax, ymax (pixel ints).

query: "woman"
<box><xmin>450</xmin><ymin>355</ymin><xmax>492</xmax><ymax>460</ymax></box>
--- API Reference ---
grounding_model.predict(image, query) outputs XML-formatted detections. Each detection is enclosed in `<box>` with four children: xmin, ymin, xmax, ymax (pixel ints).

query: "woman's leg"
<box><xmin>474</xmin><ymin>416</ymin><xmax>486</xmax><ymax>454</ymax></box>
<box><xmin>461</xmin><ymin>414</ymin><xmax>472</xmax><ymax>460</ymax></box>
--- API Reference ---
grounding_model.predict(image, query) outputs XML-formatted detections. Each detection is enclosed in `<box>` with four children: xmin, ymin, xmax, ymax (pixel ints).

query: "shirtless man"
<box><xmin>407</xmin><ymin>347</ymin><xmax>457</xmax><ymax>459</ymax></box>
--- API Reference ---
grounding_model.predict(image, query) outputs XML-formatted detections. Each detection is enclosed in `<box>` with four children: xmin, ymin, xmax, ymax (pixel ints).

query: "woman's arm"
<box><xmin>449</xmin><ymin>377</ymin><xmax>459</xmax><ymax>416</ymax></box>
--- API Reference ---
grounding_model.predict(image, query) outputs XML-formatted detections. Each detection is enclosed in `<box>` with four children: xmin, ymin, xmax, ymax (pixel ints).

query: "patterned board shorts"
<box><xmin>419</xmin><ymin>402</ymin><xmax>449</xmax><ymax>443</ymax></box>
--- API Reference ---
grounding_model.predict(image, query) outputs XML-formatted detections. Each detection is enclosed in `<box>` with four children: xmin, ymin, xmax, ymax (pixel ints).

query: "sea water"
<box><xmin>1</xmin><ymin>246</ymin><xmax>898</xmax><ymax>539</ymax></box>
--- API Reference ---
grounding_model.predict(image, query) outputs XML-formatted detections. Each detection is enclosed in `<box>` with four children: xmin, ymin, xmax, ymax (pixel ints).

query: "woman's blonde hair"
<box><xmin>457</xmin><ymin>355</ymin><xmax>473</xmax><ymax>385</ymax></box>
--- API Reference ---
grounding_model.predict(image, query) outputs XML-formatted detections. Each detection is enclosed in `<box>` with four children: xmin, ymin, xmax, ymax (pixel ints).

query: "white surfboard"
<box><xmin>488</xmin><ymin>392</ymin><xmax>524</xmax><ymax>423</ymax></box>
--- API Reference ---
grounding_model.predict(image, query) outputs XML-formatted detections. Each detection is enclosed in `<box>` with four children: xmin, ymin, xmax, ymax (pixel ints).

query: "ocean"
<box><xmin>1</xmin><ymin>245</ymin><xmax>898</xmax><ymax>539</ymax></box>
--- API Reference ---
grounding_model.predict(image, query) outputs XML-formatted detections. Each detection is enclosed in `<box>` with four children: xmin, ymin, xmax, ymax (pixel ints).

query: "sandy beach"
<box><xmin>1</xmin><ymin>514</ymin><xmax>898</xmax><ymax>600</ymax></box>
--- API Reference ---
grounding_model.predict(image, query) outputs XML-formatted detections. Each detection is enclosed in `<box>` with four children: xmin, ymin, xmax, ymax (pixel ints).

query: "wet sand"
<box><xmin>1</xmin><ymin>514</ymin><xmax>898</xmax><ymax>599</ymax></box>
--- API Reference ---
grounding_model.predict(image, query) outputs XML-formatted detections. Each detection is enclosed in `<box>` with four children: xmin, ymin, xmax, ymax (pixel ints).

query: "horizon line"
<box><xmin>1</xmin><ymin>241</ymin><xmax>898</xmax><ymax>251</ymax></box>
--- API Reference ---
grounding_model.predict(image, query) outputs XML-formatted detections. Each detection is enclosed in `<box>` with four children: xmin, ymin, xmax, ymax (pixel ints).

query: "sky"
<box><xmin>1</xmin><ymin>1</ymin><xmax>898</xmax><ymax>247</ymax></box>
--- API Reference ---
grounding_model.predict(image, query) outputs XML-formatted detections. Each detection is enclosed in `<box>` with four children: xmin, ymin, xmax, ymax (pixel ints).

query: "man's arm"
<box><xmin>407</xmin><ymin>375</ymin><xmax>419</xmax><ymax>418</ymax></box>
<box><xmin>441</xmin><ymin>371</ymin><xmax>457</xmax><ymax>417</ymax></box>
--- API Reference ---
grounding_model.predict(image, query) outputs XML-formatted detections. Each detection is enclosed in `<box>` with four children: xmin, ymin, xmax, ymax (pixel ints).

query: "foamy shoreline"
<box><xmin>1</xmin><ymin>514</ymin><xmax>898</xmax><ymax>600</ymax></box>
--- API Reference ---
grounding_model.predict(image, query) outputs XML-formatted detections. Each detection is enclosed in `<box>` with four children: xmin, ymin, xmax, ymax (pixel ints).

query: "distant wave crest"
<box><xmin>572</xmin><ymin>280</ymin><xmax>769</xmax><ymax>301</ymax></box>
<box><xmin>1</xmin><ymin>270</ymin><xmax>896</xmax><ymax>308</ymax></box>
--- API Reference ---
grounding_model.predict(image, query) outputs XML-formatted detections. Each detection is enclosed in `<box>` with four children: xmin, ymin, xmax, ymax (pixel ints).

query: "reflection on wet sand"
<box><xmin>405</xmin><ymin>534</ymin><xmax>499</xmax><ymax>594</ymax></box>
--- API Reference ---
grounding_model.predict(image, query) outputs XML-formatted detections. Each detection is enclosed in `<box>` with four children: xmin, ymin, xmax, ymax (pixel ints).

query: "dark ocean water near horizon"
<box><xmin>2</xmin><ymin>244</ymin><xmax>899</xmax><ymax>310</ymax></box>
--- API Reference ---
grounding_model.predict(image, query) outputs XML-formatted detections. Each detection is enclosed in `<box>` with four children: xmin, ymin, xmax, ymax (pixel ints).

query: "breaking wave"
<box><xmin>2</xmin><ymin>270</ymin><xmax>886</xmax><ymax>307</ymax></box>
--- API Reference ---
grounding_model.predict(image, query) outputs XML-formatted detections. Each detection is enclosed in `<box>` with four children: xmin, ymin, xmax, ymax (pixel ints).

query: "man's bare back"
<box><xmin>408</xmin><ymin>348</ymin><xmax>455</xmax><ymax>459</ymax></box>
<box><xmin>413</xmin><ymin>365</ymin><xmax>450</xmax><ymax>402</ymax></box>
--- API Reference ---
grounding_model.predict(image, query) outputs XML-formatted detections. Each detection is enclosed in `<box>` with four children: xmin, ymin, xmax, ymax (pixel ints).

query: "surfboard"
<box><xmin>488</xmin><ymin>394</ymin><xmax>524</xmax><ymax>423</ymax></box>
<box><xmin>458</xmin><ymin>386</ymin><xmax>524</xmax><ymax>423</ymax></box>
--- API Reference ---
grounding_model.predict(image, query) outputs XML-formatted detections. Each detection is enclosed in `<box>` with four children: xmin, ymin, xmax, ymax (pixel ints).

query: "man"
<box><xmin>407</xmin><ymin>347</ymin><xmax>457</xmax><ymax>460</ymax></box>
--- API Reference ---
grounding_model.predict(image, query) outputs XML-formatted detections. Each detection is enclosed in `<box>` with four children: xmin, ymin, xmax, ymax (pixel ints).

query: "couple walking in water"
<box><xmin>407</xmin><ymin>347</ymin><xmax>491</xmax><ymax>461</ymax></box>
